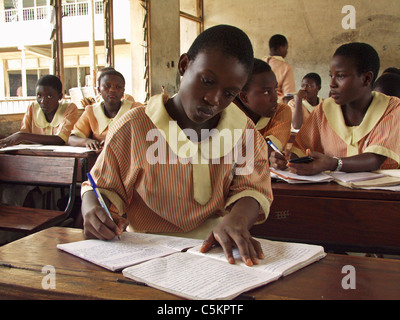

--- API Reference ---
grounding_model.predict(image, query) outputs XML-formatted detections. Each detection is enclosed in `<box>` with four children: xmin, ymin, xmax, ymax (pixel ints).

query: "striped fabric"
<box><xmin>291</xmin><ymin>92</ymin><xmax>400</xmax><ymax>168</ymax></box>
<box><xmin>288</xmin><ymin>98</ymin><xmax>322</xmax><ymax>127</ymax></box>
<box><xmin>71</xmin><ymin>99</ymin><xmax>140</xmax><ymax>141</ymax></box>
<box><xmin>256</xmin><ymin>103</ymin><xmax>292</xmax><ymax>151</ymax></box>
<box><xmin>264</xmin><ymin>56</ymin><xmax>296</xmax><ymax>101</ymax></box>
<box><xmin>81</xmin><ymin>95</ymin><xmax>273</xmax><ymax>234</ymax></box>
<box><xmin>20</xmin><ymin>101</ymin><xmax>78</xmax><ymax>142</ymax></box>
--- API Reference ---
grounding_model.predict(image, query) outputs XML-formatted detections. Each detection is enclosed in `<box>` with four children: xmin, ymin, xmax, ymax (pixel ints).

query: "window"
<box><xmin>180</xmin><ymin>0</ymin><xmax>203</xmax><ymax>54</ymax></box>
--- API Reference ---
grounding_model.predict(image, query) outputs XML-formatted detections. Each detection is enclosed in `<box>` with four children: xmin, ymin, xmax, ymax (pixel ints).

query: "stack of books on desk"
<box><xmin>329</xmin><ymin>171</ymin><xmax>400</xmax><ymax>191</ymax></box>
<box><xmin>57</xmin><ymin>232</ymin><xmax>326</xmax><ymax>300</ymax></box>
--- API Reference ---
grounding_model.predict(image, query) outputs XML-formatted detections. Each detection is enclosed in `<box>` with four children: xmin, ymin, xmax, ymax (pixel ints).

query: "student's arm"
<box><xmin>291</xmin><ymin>90</ymin><xmax>307</xmax><ymax>129</ymax></box>
<box><xmin>201</xmin><ymin>197</ymin><xmax>263</xmax><ymax>267</ymax></box>
<box><xmin>81</xmin><ymin>190</ymin><xmax>129</xmax><ymax>240</ymax></box>
<box><xmin>68</xmin><ymin>134</ymin><xmax>104</xmax><ymax>151</ymax></box>
<box><xmin>0</xmin><ymin>131</ymin><xmax>64</xmax><ymax>148</ymax></box>
<box><xmin>287</xmin><ymin>150</ymin><xmax>387</xmax><ymax>175</ymax></box>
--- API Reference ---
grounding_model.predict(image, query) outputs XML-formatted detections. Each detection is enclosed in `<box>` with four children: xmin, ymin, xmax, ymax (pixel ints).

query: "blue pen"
<box><xmin>267</xmin><ymin>140</ymin><xmax>284</xmax><ymax>156</ymax></box>
<box><xmin>87</xmin><ymin>172</ymin><xmax>121</xmax><ymax>240</ymax></box>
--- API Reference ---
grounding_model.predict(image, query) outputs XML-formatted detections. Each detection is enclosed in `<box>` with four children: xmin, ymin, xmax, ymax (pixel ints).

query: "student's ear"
<box><xmin>239</xmin><ymin>91</ymin><xmax>250</xmax><ymax>107</ymax></box>
<box><xmin>178</xmin><ymin>53</ymin><xmax>190</xmax><ymax>76</ymax></box>
<box><xmin>362</xmin><ymin>71</ymin><xmax>374</xmax><ymax>87</ymax></box>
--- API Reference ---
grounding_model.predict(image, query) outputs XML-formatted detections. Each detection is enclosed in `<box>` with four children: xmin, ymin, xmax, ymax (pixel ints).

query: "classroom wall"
<box><xmin>203</xmin><ymin>0</ymin><xmax>400</xmax><ymax>98</ymax></box>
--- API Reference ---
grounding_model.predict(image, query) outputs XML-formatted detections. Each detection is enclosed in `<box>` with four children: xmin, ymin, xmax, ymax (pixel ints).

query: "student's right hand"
<box><xmin>82</xmin><ymin>191</ymin><xmax>129</xmax><ymax>240</ymax></box>
<box><xmin>81</xmin><ymin>98</ymin><xmax>95</xmax><ymax>108</ymax></box>
<box><xmin>85</xmin><ymin>138</ymin><xmax>104</xmax><ymax>151</ymax></box>
<box><xmin>296</xmin><ymin>88</ymin><xmax>307</xmax><ymax>101</ymax></box>
<box><xmin>269</xmin><ymin>150</ymin><xmax>289</xmax><ymax>170</ymax></box>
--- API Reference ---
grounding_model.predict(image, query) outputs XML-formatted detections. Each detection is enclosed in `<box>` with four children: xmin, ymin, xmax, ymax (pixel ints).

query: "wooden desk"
<box><xmin>1</xmin><ymin>148</ymin><xmax>99</xmax><ymax>182</ymax></box>
<box><xmin>251</xmin><ymin>181</ymin><xmax>400</xmax><ymax>254</ymax></box>
<box><xmin>1</xmin><ymin>227</ymin><xmax>399</xmax><ymax>300</ymax></box>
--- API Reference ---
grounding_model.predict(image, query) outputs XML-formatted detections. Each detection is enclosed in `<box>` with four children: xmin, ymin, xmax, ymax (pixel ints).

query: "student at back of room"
<box><xmin>263</xmin><ymin>34</ymin><xmax>296</xmax><ymax>103</ymax></box>
<box><xmin>0</xmin><ymin>75</ymin><xmax>78</xmax><ymax>149</ymax></box>
<box><xmin>288</xmin><ymin>72</ymin><xmax>323</xmax><ymax>130</ymax></box>
<box><xmin>68</xmin><ymin>69</ymin><xmax>142</xmax><ymax>150</ymax></box>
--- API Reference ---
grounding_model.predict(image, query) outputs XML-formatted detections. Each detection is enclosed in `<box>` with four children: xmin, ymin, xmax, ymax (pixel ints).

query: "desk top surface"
<box><xmin>271</xmin><ymin>180</ymin><xmax>400</xmax><ymax>201</ymax></box>
<box><xmin>0</xmin><ymin>227</ymin><xmax>399</xmax><ymax>300</ymax></box>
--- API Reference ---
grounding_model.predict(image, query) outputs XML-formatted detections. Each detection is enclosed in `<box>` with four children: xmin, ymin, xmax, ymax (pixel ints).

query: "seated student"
<box><xmin>373</xmin><ymin>73</ymin><xmax>400</xmax><ymax>98</ymax></box>
<box><xmin>68</xmin><ymin>70</ymin><xmax>142</xmax><ymax>150</ymax></box>
<box><xmin>270</xmin><ymin>42</ymin><xmax>400</xmax><ymax>175</ymax></box>
<box><xmin>80</xmin><ymin>25</ymin><xmax>273</xmax><ymax>266</ymax></box>
<box><xmin>234</xmin><ymin>58</ymin><xmax>292</xmax><ymax>155</ymax></box>
<box><xmin>288</xmin><ymin>73</ymin><xmax>323</xmax><ymax>130</ymax></box>
<box><xmin>0</xmin><ymin>75</ymin><xmax>78</xmax><ymax>148</ymax></box>
<box><xmin>263</xmin><ymin>34</ymin><xmax>296</xmax><ymax>103</ymax></box>
<box><xmin>80</xmin><ymin>67</ymin><xmax>137</xmax><ymax>107</ymax></box>
<box><xmin>382</xmin><ymin>67</ymin><xmax>400</xmax><ymax>76</ymax></box>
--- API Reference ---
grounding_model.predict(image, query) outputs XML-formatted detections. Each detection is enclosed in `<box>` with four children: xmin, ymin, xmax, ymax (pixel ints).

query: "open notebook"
<box><xmin>57</xmin><ymin>232</ymin><xmax>326</xmax><ymax>300</ymax></box>
<box><xmin>270</xmin><ymin>168</ymin><xmax>333</xmax><ymax>184</ymax></box>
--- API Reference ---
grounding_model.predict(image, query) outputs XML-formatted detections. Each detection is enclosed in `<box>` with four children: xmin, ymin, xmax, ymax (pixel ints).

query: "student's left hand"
<box><xmin>287</xmin><ymin>149</ymin><xmax>336</xmax><ymax>175</ymax></box>
<box><xmin>0</xmin><ymin>132</ymin><xmax>22</xmax><ymax>149</ymax></box>
<box><xmin>200</xmin><ymin>198</ymin><xmax>264</xmax><ymax>266</ymax></box>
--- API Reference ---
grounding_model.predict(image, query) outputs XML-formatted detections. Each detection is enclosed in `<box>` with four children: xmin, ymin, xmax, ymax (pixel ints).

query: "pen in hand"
<box><xmin>267</xmin><ymin>140</ymin><xmax>284</xmax><ymax>157</ymax></box>
<box><xmin>87</xmin><ymin>172</ymin><xmax>121</xmax><ymax>240</ymax></box>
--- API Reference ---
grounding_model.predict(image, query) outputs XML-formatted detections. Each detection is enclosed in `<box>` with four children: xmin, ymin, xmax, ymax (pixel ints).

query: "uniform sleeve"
<box><xmin>291</xmin><ymin>105</ymin><xmax>324</xmax><ymax>157</ymax></box>
<box><xmin>224</xmin><ymin>124</ymin><xmax>273</xmax><ymax>224</ymax></box>
<box><xmin>71</xmin><ymin>109</ymin><xmax>93</xmax><ymax>138</ymax></box>
<box><xmin>55</xmin><ymin>103</ymin><xmax>79</xmax><ymax>142</ymax></box>
<box><xmin>363</xmin><ymin>98</ymin><xmax>400</xmax><ymax>167</ymax></box>
<box><xmin>19</xmin><ymin>103</ymin><xmax>34</xmax><ymax>133</ymax></box>
<box><xmin>264</xmin><ymin>104</ymin><xmax>292</xmax><ymax>150</ymax></box>
<box><xmin>81</xmin><ymin>118</ymin><xmax>141</xmax><ymax>215</ymax></box>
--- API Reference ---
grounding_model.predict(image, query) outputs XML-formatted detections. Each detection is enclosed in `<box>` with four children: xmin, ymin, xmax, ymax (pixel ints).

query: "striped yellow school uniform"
<box><xmin>288</xmin><ymin>97</ymin><xmax>322</xmax><ymax>126</ymax></box>
<box><xmin>255</xmin><ymin>103</ymin><xmax>292</xmax><ymax>151</ymax></box>
<box><xmin>291</xmin><ymin>92</ymin><xmax>400</xmax><ymax>169</ymax></box>
<box><xmin>264</xmin><ymin>56</ymin><xmax>296</xmax><ymax>102</ymax></box>
<box><xmin>71</xmin><ymin>99</ymin><xmax>141</xmax><ymax>142</ymax></box>
<box><xmin>20</xmin><ymin>101</ymin><xmax>78</xmax><ymax>142</ymax></box>
<box><xmin>81</xmin><ymin>95</ymin><xmax>272</xmax><ymax>235</ymax></box>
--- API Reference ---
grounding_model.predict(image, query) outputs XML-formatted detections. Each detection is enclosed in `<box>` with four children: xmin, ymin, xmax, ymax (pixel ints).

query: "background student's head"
<box><xmin>97</xmin><ymin>70</ymin><xmax>125</xmax><ymax>105</ymax></box>
<box><xmin>177</xmin><ymin>24</ymin><xmax>254</xmax><ymax>124</ymax></box>
<box><xmin>238</xmin><ymin>58</ymin><xmax>278</xmax><ymax>118</ymax></box>
<box><xmin>269</xmin><ymin>34</ymin><xmax>289</xmax><ymax>58</ymax></box>
<box><xmin>329</xmin><ymin>42</ymin><xmax>380</xmax><ymax>105</ymax></box>
<box><xmin>35</xmin><ymin>74</ymin><xmax>63</xmax><ymax>118</ymax></box>
<box><xmin>373</xmin><ymin>73</ymin><xmax>400</xmax><ymax>98</ymax></box>
<box><xmin>301</xmin><ymin>73</ymin><xmax>321</xmax><ymax>99</ymax></box>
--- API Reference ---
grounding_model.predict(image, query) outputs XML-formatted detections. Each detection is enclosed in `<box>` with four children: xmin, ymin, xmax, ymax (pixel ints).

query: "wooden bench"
<box><xmin>0</xmin><ymin>153</ymin><xmax>77</xmax><ymax>235</ymax></box>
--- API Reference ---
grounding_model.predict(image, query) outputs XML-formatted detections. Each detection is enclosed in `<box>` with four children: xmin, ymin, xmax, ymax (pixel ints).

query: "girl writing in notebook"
<box><xmin>80</xmin><ymin>25</ymin><xmax>273</xmax><ymax>266</ymax></box>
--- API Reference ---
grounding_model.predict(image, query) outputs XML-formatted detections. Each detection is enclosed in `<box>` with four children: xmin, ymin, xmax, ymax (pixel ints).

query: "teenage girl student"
<box><xmin>0</xmin><ymin>75</ymin><xmax>78</xmax><ymax>148</ymax></box>
<box><xmin>263</xmin><ymin>34</ymin><xmax>296</xmax><ymax>102</ymax></box>
<box><xmin>80</xmin><ymin>25</ymin><xmax>273</xmax><ymax>266</ymax></box>
<box><xmin>68</xmin><ymin>70</ymin><xmax>142</xmax><ymax>150</ymax></box>
<box><xmin>80</xmin><ymin>67</ymin><xmax>137</xmax><ymax>107</ymax></box>
<box><xmin>270</xmin><ymin>42</ymin><xmax>400</xmax><ymax>175</ymax></box>
<box><xmin>234</xmin><ymin>58</ymin><xmax>292</xmax><ymax>155</ymax></box>
<box><xmin>288</xmin><ymin>73</ymin><xmax>323</xmax><ymax>130</ymax></box>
